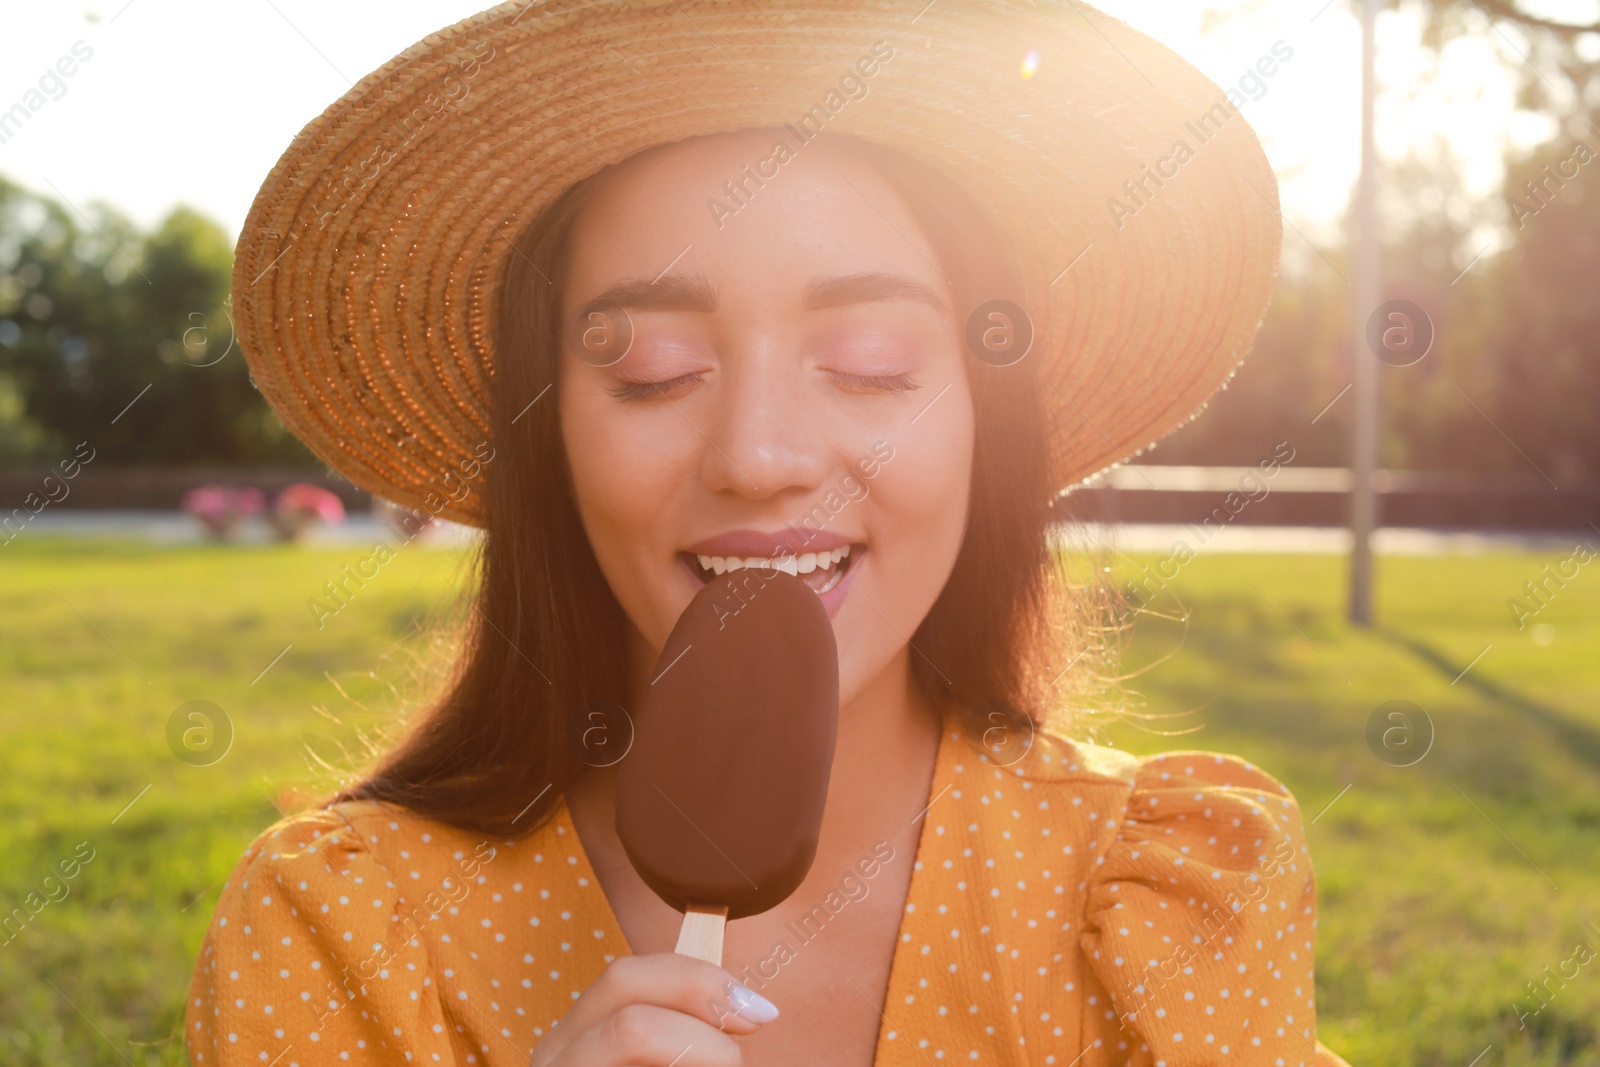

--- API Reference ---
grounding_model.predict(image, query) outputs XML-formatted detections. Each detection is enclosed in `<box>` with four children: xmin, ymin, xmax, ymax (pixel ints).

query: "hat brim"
<box><xmin>233</xmin><ymin>0</ymin><xmax>1281</xmax><ymax>527</ymax></box>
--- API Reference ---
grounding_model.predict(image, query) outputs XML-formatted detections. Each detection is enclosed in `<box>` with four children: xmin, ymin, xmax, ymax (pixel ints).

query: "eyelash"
<box><xmin>606</xmin><ymin>371</ymin><xmax>921</xmax><ymax>401</ymax></box>
<box><xmin>606</xmin><ymin>373</ymin><xmax>704</xmax><ymax>401</ymax></box>
<box><xmin>828</xmin><ymin>370</ymin><xmax>920</xmax><ymax>394</ymax></box>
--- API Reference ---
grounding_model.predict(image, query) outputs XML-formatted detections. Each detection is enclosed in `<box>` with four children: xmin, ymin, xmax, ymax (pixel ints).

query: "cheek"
<box><xmin>560</xmin><ymin>381</ymin><xmax>692</xmax><ymax>641</ymax></box>
<box><xmin>837</xmin><ymin>383</ymin><xmax>974</xmax><ymax>696</ymax></box>
<box><xmin>880</xmin><ymin>414</ymin><xmax>974</xmax><ymax>571</ymax></box>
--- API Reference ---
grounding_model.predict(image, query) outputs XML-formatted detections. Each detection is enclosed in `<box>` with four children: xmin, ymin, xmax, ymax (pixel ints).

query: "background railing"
<box><xmin>1057</xmin><ymin>466</ymin><xmax>1599</xmax><ymax>530</ymax></box>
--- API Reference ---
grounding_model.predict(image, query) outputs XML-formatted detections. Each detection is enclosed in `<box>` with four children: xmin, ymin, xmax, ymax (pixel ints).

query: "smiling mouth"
<box><xmin>681</xmin><ymin>545</ymin><xmax>862</xmax><ymax>595</ymax></box>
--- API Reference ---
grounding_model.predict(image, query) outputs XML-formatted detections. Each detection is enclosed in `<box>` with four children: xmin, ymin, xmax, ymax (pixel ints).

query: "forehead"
<box><xmin>563</xmin><ymin>131</ymin><xmax>948</xmax><ymax>305</ymax></box>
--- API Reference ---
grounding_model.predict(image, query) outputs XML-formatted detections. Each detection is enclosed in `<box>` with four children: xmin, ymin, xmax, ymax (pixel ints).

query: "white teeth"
<box><xmin>692</xmin><ymin>546</ymin><xmax>857</xmax><ymax>579</ymax></box>
<box><xmin>814</xmin><ymin>564</ymin><xmax>845</xmax><ymax>594</ymax></box>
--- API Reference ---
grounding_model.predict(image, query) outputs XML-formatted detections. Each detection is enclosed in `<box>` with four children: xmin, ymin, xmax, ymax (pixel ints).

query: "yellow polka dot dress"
<box><xmin>187</xmin><ymin>720</ymin><xmax>1352</xmax><ymax>1065</ymax></box>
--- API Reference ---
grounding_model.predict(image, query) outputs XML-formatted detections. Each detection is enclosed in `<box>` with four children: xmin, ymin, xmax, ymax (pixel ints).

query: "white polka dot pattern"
<box><xmin>186</xmin><ymin>721</ymin><xmax>1352</xmax><ymax>1066</ymax></box>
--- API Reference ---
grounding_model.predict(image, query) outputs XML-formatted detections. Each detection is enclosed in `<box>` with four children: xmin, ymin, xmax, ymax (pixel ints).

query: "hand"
<box><xmin>528</xmin><ymin>953</ymin><xmax>779</xmax><ymax>1067</ymax></box>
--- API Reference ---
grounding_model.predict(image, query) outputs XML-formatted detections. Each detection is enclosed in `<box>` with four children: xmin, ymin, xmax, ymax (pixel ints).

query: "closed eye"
<box><xmin>609</xmin><ymin>370</ymin><xmax>918</xmax><ymax>399</ymax></box>
<box><xmin>828</xmin><ymin>370</ymin><xmax>921</xmax><ymax>394</ymax></box>
<box><xmin>606</xmin><ymin>372</ymin><xmax>705</xmax><ymax>401</ymax></box>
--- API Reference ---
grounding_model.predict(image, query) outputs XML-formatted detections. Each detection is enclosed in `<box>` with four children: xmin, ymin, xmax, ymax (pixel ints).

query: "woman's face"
<box><xmin>559</xmin><ymin>131</ymin><xmax>974</xmax><ymax>706</ymax></box>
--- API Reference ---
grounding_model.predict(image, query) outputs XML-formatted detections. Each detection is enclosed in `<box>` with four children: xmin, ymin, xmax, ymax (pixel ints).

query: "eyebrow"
<box><xmin>574</xmin><ymin>270</ymin><xmax>946</xmax><ymax>320</ymax></box>
<box><xmin>577</xmin><ymin>274</ymin><xmax>718</xmax><ymax>319</ymax></box>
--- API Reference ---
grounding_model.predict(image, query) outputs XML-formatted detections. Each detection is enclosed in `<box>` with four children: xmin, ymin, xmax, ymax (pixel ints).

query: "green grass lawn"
<box><xmin>1</xmin><ymin>538</ymin><xmax>1597</xmax><ymax>1065</ymax></box>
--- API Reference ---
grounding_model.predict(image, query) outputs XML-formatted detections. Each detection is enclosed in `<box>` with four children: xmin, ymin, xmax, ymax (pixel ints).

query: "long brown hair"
<box><xmin>335</xmin><ymin>132</ymin><xmax>1079</xmax><ymax>837</ymax></box>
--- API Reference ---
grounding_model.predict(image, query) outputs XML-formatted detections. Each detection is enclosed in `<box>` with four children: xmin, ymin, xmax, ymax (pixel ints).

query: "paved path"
<box><xmin>9</xmin><ymin>510</ymin><xmax>475</xmax><ymax>547</ymax></box>
<box><xmin>1062</xmin><ymin>522</ymin><xmax>1589</xmax><ymax>555</ymax></box>
<box><xmin>7</xmin><ymin>511</ymin><xmax>1589</xmax><ymax>555</ymax></box>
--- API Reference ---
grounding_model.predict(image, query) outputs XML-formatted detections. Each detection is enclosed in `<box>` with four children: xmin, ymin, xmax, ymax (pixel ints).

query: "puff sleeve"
<box><xmin>185</xmin><ymin>806</ymin><xmax>455</xmax><ymax>1066</ymax></box>
<box><xmin>1080</xmin><ymin>752</ymin><xmax>1350</xmax><ymax>1066</ymax></box>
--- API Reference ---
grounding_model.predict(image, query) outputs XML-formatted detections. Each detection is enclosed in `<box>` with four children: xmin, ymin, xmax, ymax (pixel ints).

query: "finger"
<box><xmin>568</xmin><ymin>1004</ymin><xmax>745</xmax><ymax>1067</ymax></box>
<box><xmin>560</xmin><ymin>954</ymin><xmax>778</xmax><ymax>1039</ymax></box>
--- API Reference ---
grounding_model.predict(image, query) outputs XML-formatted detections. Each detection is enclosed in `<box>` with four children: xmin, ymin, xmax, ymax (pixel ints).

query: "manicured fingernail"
<box><xmin>729</xmin><ymin>983</ymin><xmax>779</xmax><ymax>1023</ymax></box>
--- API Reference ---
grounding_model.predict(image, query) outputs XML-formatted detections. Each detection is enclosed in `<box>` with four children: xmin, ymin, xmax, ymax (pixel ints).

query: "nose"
<box><xmin>697</xmin><ymin>359</ymin><xmax>828</xmax><ymax>501</ymax></box>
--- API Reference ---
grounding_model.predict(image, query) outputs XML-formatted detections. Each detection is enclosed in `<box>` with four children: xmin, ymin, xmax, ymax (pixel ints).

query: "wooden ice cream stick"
<box><xmin>674</xmin><ymin>904</ymin><xmax>729</xmax><ymax>964</ymax></box>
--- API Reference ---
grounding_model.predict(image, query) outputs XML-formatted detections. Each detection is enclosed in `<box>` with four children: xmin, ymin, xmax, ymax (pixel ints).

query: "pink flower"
<box><xmin>181</xmin><ymin>484</ymin><xmax>265</xmax><ymax>521</ymax></box>
<box><xmin>274</xmin><ymin>483</ymin><xmax>346</xmax><ymax>525</ymax></box>
<box><xmin>181</xmin><ymin>484</ymin><xmax>265</xmax><ymax>538</ymax></box>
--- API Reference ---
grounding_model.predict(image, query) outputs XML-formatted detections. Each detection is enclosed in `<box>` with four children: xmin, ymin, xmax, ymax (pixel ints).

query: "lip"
<box><xmin>685</xmin><ymin>527</ymin><xmax>856</xmax><ymax>558</ymax></box>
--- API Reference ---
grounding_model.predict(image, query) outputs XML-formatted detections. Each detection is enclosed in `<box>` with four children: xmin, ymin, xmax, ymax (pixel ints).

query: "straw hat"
<box><xmin>234</xmin><ymin>0</ymin><xmax>1281</xmax><ymax>526</ymax></box>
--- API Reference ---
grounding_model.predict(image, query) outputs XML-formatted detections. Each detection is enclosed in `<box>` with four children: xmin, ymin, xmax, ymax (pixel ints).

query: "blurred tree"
<box><xmin>1409</xmin><ymin>0</ymin><xmax>1600</xmax><ymax>482</ymax></box>
<box><xmin>1159</xmin><ymin>126</ymin><xmax>1599</xmax><ymax>481</ymax></box>
<box><xmin>1475</xmin><ymin>131</ymin><xmax>1600</xmax><ymax>484</ymax></box>
<box><xmin>1156</xmin><ymin>1</ymin><xmax>1599</xmax><ymax>481</ymax></box>
<box><xmin>1419</xmin><ymin>0</ymin><xmax>1600</xmax><ymax>121</ymax></box>
<box><xmin>0</xmin><ymin>175</ymin><xmax>313</xmax><ymax>468</ymax></box>
<box><xmin>0</xmin><ymin>372</ymin><xmax>48</xmax><ymax>464</ymax></box>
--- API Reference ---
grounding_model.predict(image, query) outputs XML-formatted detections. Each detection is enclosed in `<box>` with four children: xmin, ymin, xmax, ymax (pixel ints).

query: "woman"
<box><xmin>189</xmin><ymin>3</ymin><xmax>1349</xmax><ymax>1064</ymax></box>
